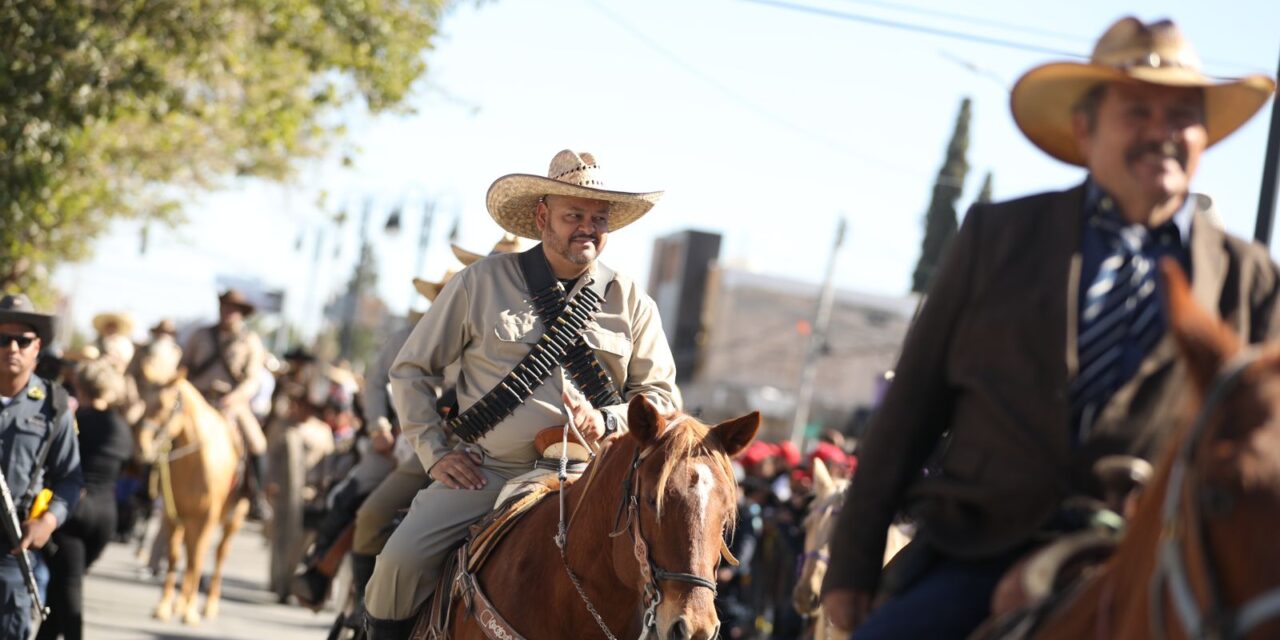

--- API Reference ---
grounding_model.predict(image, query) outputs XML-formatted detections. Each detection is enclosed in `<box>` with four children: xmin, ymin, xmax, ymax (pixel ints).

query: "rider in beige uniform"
<box><xmin>181</xmin><ymin>289</ymin><xmax>271</xmax><ymax>519</ymax></box>
<box><xmin>363</xmin><ymin>150</ymin><xmax>681</xmax><ymax>638</ymax></box>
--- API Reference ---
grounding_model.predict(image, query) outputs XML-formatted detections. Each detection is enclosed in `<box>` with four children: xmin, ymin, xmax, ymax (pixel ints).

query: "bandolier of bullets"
<box><xmin>449</xmin><ymin>281</ymin><xmax>622</xmax><ymax>443</ymax></box>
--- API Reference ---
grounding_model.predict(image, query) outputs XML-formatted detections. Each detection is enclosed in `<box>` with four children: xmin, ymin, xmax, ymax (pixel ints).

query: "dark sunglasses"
<box><xmin>0</xmin><ymin>334</ymin><xmax>37</xmax><ymax>349</ymax></box>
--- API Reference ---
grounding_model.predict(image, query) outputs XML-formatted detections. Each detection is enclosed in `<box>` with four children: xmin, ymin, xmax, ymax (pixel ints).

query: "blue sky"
<box><xmin>55</xmin><ymin>0</ymin><xmax>1280</xmax><ymax>342</ymax></box>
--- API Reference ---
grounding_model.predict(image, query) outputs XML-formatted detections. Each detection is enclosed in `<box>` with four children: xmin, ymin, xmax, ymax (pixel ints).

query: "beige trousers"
<box><xmin>353</xmin><ymin>456</ymin><xmax>429</xmax><ymax>555</ymax></box>
<box><xmin>363</xmin><ymin>457</ymin><xmax>529</xmax><ymax>620</ymax></box>
<box><xmin>223</xmin><ymin>400</ymin><xmax>268</xmax><ymax>455</ymax></box>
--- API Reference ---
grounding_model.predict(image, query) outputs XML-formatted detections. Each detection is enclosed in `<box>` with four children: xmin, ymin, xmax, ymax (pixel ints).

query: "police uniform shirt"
<box><xmin>0</xmin><ymin>376</ymin><xmax>82</xmax><ymax>542</ymax></box>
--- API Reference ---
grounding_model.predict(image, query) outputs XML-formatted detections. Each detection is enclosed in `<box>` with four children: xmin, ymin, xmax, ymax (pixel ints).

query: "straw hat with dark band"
<box><xmin>1011</xmin><ymin>17</ymin><xmax>1276</xmax><ymax>167</ymax></box>
<box><xmin>486</xmin><ymin>149</ymin><xmax>663</xmax><ymax>240</ymax></box>
<box><xmin>93</xmin><ymin>311</ymin><xmax>135</xmax><ymax>337</ymax></box>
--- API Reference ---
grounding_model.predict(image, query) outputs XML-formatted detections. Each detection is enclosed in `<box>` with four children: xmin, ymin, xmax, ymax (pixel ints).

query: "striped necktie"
<box><xmin>1070</xmin><ymin>212</ymin><xmax>1180</xmax><ymax>439</ymax></box>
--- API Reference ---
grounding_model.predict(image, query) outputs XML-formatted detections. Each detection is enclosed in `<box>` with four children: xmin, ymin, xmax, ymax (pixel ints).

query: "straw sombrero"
<box><xmin>451</xmin><ymin>233</ymin><xmax>535</xmax><ymax>266</ymax></box>
<box><xmin>93</xmin><ymin>311</ymin><xmax>135</xmax><ymax>337</ymax></box>
<box><xmin>1011</xmin><ymin>17</ymin><xmax>1275</xmax><ymax>167</ymax></box>
<box><xmin>486</xmin><ymin>150</ymin><xmax>663</xmax><ymax>240</ymax></box>
<box><xmin>413</xmin><ymin>268</ymin><xmax>460</xmax><ymax>303</ymax></box>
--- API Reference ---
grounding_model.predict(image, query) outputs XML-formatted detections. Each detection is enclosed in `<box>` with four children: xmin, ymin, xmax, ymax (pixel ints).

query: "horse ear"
<box><xmin>627</xmin><ymin>394</ymin><xmax>665</xmax><ymax>445</ymax></box>
<box><xmin>1162</xmin><ymin>258</ymin><xmax>1241</xmax><ymax>389</ymax></box>
<box><xmin>714</xmin><ymin>411</ymin><xmax>761</xmax><ymax>458</ymax></box>
<box><xmin>811</xmin><ymin>457</ymin><xmax>835</xmax><ymax>500</ymax></box>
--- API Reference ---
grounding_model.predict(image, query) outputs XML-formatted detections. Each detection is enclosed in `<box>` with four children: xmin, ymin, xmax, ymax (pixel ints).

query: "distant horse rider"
<box><xmin>181</xmin><ymin>289</ymin><xmax>272</xmax><ymax>520</ymax></box>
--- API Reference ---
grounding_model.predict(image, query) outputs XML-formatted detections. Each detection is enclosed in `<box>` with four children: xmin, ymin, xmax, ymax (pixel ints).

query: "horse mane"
<box><xmin>650</xmin><ymin>415</ymin><xmax>739</xmax><ymax>529</ymax></box>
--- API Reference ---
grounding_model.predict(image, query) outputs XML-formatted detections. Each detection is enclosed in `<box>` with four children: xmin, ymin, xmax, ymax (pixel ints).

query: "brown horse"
<box><xmin>1019</xmin><ymin>261</ymin><xmax>1280</xmax><ymax>639</ymax></box>
<box><xmin>131</xmin><ymin>337</ymin><xmax>251</xmax><ymax>625</ymax></box>
<box><xmin>442</xmin><ymin>395</ymin><xmax>759</xmax><ymax>640</ymax></box>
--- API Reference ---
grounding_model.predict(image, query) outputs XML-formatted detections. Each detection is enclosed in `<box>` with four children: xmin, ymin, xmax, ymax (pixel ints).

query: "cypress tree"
<box><xmin>911</xmin><ymin>98</ymin><xmax>972</xmax><ymax>293</ymax></box>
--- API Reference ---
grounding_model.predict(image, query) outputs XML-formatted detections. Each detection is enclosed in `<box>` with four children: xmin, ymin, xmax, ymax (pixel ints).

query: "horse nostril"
<box><xmin>669</xmin><ymin>617</ymin><xmax>691</xmax><ymax>640</ymax></box>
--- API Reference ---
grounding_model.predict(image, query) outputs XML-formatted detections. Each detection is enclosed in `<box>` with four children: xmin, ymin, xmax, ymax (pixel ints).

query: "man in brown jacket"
<box><xmin>822</xmin><ymin>17</ymin><xmax>1278</xmax><ymax>638</ymax></box>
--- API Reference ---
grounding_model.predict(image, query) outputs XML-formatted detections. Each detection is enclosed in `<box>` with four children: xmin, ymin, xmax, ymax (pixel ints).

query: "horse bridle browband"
<box><xmin>1149</xmin><ymin>349</ymin><xmax>1280</xmax><ymax>639</ymax></box>
<box><xmin>554</xmin><ymin>416</ymin><xmax>726</xmax><ymax>639</ymax></box>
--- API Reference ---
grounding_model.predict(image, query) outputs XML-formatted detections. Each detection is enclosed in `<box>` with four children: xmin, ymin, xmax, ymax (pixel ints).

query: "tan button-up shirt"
<box><xmin>181</xmin><ymin>324</ymin><xmax>266</xmax><ymax>403</ymax></box>
<box><xmin>390</xmin><ymin>251</ymin><xmax>681</xmax><ymax>469</ymax></box>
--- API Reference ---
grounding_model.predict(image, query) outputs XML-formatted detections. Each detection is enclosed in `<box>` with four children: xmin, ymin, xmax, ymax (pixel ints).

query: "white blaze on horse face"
<box><xmin>692</xmin><ymin>463</ymin><xmax>716</xmax><ymax>531</ymax></box>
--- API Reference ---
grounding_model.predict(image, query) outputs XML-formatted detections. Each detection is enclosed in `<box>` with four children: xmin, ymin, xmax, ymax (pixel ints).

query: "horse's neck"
<box><xmin>171</xmin><ymin>381</ymin><xmax>209</xmax><ymax>450</ymax></box>
<box><xmin>564</xmin><ymin>438</ymin><xmax>637</xmax><ymax>545</ymax></box>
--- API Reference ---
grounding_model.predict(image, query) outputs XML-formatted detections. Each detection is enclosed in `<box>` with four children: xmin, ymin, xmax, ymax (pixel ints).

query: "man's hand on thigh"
<box><xmin>429</xmin><ymin>450</ymin><xmax>486</xmax><ymax>490</ymax></box>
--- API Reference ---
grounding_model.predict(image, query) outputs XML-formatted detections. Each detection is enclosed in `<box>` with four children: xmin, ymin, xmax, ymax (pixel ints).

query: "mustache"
<box><xmin>1126</xmin><ymin>140</ymin><xmax>1185</xmax><ymax>166</ymax></box>
<box><xmin>570</xmin><ymin>233</ymin><xmax>599</xmax><ymax>242</ymax></box>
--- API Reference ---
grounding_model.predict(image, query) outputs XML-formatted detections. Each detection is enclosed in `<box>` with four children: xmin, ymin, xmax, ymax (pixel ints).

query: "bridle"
<box><xmin>554</xmin><ymin>416</ymin><xmax>731</xmax><ymax>639</ymax></box>
<box><xmin>801</xmin><ymin>499</ymin><xmax>843</xmax><ymax>569</ymax></box>
<box><xmin>1149</xmin><ymin>349</ymin><xmax>1280</xmax><ymax>639</ymax></box>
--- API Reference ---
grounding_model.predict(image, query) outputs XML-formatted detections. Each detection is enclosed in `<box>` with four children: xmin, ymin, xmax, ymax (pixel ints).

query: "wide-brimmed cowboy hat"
<box><xmin>0</xmin><ymin>294</ymin><xmax>55</xmax><ymax>342</ymax></box>
<box><xmin>218</xmin><ymin>289</ymin><xmax>257</xmax><ymax>315</ymax></box>
<box><xmin>149</xmin><ymin>318</ymin><xmax>177</xmax><ymax>337</ymax></box>
<box><xmin>1011</xmin><ymin>17</ymin><xmax>1276</xmax><ymax>167</ymax></box>
<box><xmin>93</xmin><ymin>311</ymin><xmax>135</xmax><ymax>337</ymax></box>
<box><xmin>486</xmin><ymin>149</ymin><xmax>663</xmax><ymax>240</ymax></box>
<box><xmin>451</xmin><ymin>233</ymin><xmax>535</xmax><ymax>266</ymax></box>
<box><xmin>412</xmin><ymin>268</ymin><xmax>460</xmax><ymax>303</ymax></box>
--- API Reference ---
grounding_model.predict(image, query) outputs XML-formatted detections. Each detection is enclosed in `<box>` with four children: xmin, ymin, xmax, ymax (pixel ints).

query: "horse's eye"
<box><xmin>645</xmin><ymin>495</ymin><xmax>658</xmax><ymax>508</ymax></box>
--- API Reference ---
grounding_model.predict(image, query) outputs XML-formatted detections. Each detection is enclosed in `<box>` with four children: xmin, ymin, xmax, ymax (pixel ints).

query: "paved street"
<box><xmin>78</xmin><ymin>522</ymin><xmax>337</xmax><ymax>640</ymax></box>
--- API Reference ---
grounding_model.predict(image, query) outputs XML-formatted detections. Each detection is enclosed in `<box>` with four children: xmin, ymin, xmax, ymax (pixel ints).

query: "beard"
<box><xmin>544</xmin><ymin>228</ymin><xmax>601</xmax><ymax>266</ymax></box>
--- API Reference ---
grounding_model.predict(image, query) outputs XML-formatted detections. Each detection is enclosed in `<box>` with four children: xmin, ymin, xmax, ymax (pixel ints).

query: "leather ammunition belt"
<box><xmin>448</xmin><ymin>246</ymin><xmax>622</xmax><ymax>444</ymax></box>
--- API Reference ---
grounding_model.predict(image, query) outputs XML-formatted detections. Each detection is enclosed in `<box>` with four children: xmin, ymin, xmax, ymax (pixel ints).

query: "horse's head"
<box><xmin>128</xmin><ymin>336</ymin><xmax>187</xmax><ymax>460</ymax></box>
<box><xmin>794</xmin><ymin>458</ymin><xmax>848</xmax><ymax>616</ymax></box>
<box><xmin>1154</xmin><ymin>259</ymin><xmax>1280</xmax><ymax>638</ymax></box>
<box><xmin>615</xmin><ymin>395</ymin><xmax>759</xmax><ymax>640</ymax></box>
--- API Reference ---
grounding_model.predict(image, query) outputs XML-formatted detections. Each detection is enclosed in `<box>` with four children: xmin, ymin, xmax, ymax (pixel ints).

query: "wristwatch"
<box><xmin>602</xmin><ymin>411</ymin><xmax>620</xmax><ymax>438</ymax></box>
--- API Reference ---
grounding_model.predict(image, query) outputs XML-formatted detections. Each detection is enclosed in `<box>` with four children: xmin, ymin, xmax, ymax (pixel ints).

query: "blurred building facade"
<box><xmin>648</xmin><ymin>230</ymin><xmax>917</xmax><ymax>444</ymax></box>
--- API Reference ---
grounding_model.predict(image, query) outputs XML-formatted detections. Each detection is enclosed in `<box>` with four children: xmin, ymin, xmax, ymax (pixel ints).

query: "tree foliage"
<box><xmin>911</xmin><ymin>97</ymin><xmax>971</xmax><ymax>294</ymax></box>
<box><xmin>0</xmin><ymin>0</ymin><xmax>449</xmax><ymax>300</ymax></box>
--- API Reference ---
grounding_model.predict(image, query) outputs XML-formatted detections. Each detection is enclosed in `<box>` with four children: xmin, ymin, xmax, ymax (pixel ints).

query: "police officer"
<box><xmin>0</xmin><ymin>294</ymin><xmax>82</xmax><ymax>638</ymax></box>
<box><xmin>181</xmin><ymin>289</ymin><xmax>271</xmax><ymax>520</ymax></box>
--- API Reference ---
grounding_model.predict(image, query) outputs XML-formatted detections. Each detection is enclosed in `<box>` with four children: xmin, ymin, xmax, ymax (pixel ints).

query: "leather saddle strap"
<box><xmin>461</xmin><ymin>566</ymin><xmax>528</xmax><ymax>640</ymax></box>
<box><xmin>448</xmin><ymin>246</ymin><xmax>619</xmax><ymax>443</ymax></box>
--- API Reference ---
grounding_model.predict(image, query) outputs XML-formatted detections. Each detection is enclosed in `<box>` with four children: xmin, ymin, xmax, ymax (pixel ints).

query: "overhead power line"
<box><xmin>753</xmin><ymin>0</ymin><xmax>1262</xmax><ymax>74</ymax></box>
<box><xmin>580</xmin><ymin>0</ymin><xmax>963</xmax><ymax>187</ymax></box>
<box><xmin>744</xmin><ymin>0</ymin><xmax>1086</xmax><ymax>59</ymax></box>
<box><xmin>833</xmin><ymin>0</ymin><xmax>1091</xmax><ymax>45</ymax></box>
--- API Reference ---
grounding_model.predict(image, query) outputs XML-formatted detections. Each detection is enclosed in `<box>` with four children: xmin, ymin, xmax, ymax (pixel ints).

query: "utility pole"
<box><xmin>409</xmin><ymin>200</ymin><xmax>436</xmax><ymax>312</ymax></box>
<box><xmin>790</xmin><ymin>217</ymin><xmax>847</xmax><ymax>451</ymax></box>
<box><xmin>1254</xmin><ymin>47</ymin><xmax>1280</xmax><ymax>247</ymax></box>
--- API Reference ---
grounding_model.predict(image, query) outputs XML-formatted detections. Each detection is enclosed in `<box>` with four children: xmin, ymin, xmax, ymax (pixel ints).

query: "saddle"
<box><xmin>971</xmin><ymin>455</ymin><xmax>1154</xmax><ymax>640</ymax></box>
<box><xmin>411</xmin><ymin>427</ymin><xmax>593</xmax><ymax>640</ymax></box>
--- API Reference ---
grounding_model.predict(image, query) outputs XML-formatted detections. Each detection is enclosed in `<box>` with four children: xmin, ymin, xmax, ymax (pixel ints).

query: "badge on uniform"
<box><xmin>27</xmin><ymin>386</ymin><xmax>45</xmax><ymax>401</ymax></box>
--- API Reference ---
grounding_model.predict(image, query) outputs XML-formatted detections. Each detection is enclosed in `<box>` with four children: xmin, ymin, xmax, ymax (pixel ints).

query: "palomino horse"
<box><xmin>131</xmin><ymin>337</ymin><xmax>250</xmax><ymax>625</ymax></box>
<box><xmin>793</xmin><ymin>458</ymin><xmax>912</xmax><ymax>640</ymax></box>
<box><xmin>437</xmin><ymin>395</ymin><xmax>759</xmax><ymax>640</ymax></box>
<box><xmin>1009</xmin><ymin>261</ymin><xmax>1280</xmax><ymax>639</ymax></box>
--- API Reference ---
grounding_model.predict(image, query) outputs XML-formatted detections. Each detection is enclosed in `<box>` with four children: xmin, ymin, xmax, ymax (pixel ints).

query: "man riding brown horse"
<box><xmin>821</xmin><ymin>16</ymin><xmax>1279</xmax><ymax>638</ymax></box>
<box><xmin>362</xmin><ymin>149</ymin><xmax>680</xmax><ymax>638</ymax></box>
